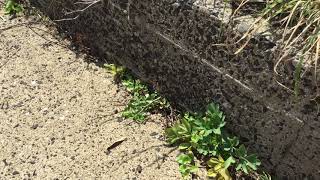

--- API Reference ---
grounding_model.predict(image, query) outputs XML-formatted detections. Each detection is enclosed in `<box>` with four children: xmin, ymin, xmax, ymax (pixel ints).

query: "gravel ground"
<box><xmin>0</xmin><ymin>14</ymin><xmax>180</xmax><ymax>180</ymax></box>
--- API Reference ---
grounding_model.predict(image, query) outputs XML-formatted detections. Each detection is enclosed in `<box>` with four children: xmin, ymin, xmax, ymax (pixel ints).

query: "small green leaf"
<box><xmin>236</xmin><ymin>163</ymin><xmax>242</xmax><ymax>171</ymax></box>
<box><xmin>207</xmin><ymin>156</ymin><xmax>223</xmax><ymax>167</ymax></box>
<box><xmin>213</xmin><ymin>128</ymin><xmax>221</xmax><ymax>135</ymax></box>
<box><xmin>191</xmin><ymin>133</ymin><xmax>201</xmax><ymax>143</ymax></box>
<box><xmin>179</xmin><ymin>164</ymin><xmax>188</xmax><ymax>174</ymax></box>
<box><xmin>236</xmin><ymin>144</ymin><xmax>247</xmax><ymax>157</ymax></box>
<box><xmin>179</xmin><ymin>143</ymin><xmax>191</xmax><ymax>150</ymax></box>
<box><xmin>176</xmin><ymin>154</ymin><xmax>193</xmax><ymax>164</ymax></box>
<box><xmin>207</xmin><ymin>168</ymin><xmax>218</xmax><ymax>177</ymax></box>
<box><xmin>182</xmin><ymin>119</ymin><xmax>192</xmax><ymax>133</ymax></box>
<box><xmin>224</xmin><ymin>156</ymin><xmax>236</xmax><ymax>169</ymax></box>
<box><xmin>242</xmin><ymin>164</ymin><xmax>248</xmax><ymax>174</ymax></box>
<box><xmin>207</xmin><ymin>156</ymin><xmax>232</xmax><ymax>180</ymax></box>
<box><xmin>189</xmin><ymin>165</ymin><xmax>198</xmax><ymax>173</ymax></box>
<box><xmin>259</xmin><ymin>172</ymin><xmax>272</xmax><ymax>180</ymax></box>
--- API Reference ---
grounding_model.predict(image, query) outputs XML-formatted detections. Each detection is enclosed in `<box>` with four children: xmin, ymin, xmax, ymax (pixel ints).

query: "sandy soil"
<box><xmin>0</xmin><ymin>15</ymin><xmax>181</xmax><ymax>179</ymax></box>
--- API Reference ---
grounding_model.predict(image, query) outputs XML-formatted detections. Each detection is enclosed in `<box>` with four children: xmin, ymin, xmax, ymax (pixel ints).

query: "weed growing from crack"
<box><xmin>105</xmin><ymin>63</ymin><xmax>269</xmax><ymax>179</ymax></box>
<box><xmin>105</xmin><ymin>64</ymin><xmax>169</xmax><ymax>123</ymax></box>
<box><xmin>165</xmin><ymin>103</ymin><xmax>261</xmax><ymax>179</ymax></box>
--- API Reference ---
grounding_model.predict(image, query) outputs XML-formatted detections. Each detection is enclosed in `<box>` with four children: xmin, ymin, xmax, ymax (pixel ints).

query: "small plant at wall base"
<box><xmin>104</xmin><ymin>63</ymin><xmax>126</xmax><ymax>83</ymax></box>
<box><xmin>105</xmin><ymin>63</ymin><xmax>268</xmax><ymax>179</ymax></box>
<box><xmin>105</xmin><ymin>64</ymin><xmax>169</xmax><ymax>123</ymax></box>
<box><xmin>122</xmin><ymin>78</ymin><xmax>169</xmax><ymax>123</ymax></box>
<box><xmin>165</xmin><ymin>103</ymin><xmax>261</xmax><ymax>179</ymax></box>
<box><xmin>4</xmin><ymin>0</ymin><xmax>23</xmax><ymax>15</ymax></box>
<box><xmin>259</xmin><ymin>172</ymin><xmax>272</xmax><ymax>180</ymax></box>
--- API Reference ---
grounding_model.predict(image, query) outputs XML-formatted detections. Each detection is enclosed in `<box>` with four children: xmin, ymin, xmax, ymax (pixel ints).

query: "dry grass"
<box><xmin>235</xmin><ymin>0</ymin><xmax>320</xmax><ymax>95</ymax></box>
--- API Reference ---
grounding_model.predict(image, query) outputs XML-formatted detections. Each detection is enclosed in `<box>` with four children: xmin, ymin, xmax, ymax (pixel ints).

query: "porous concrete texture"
<box><xmin>0</xmin><ymin>16</ymin><xmax>180</xmax><ymax>179</ymax></box>
<box><xmin>31</xmin><ymin>0</ymin><xmax>320</xmax><ymax>178</ymax></box>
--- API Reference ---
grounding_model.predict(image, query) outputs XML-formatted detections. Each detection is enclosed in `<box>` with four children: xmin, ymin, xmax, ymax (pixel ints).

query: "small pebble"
<box><xmin>31</xmin><ymin>124</ymin><xmax>38</xmax><ymax>129</ymax></box>
<box><xmin>136</xmin><ymin>165</ymin><xmax>142</xmax><ymax>173</ymax></box>
<box><xmin>31</xmin><ymin>81</ymin><xmax>38</xmax><ymax>86</ymax></box>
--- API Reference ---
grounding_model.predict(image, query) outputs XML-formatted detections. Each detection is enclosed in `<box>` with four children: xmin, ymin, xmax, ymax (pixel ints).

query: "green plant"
<box><xmin>122</xmin><ymin>91</ymin><xmax>165</xmax><ymax>122</ymax></box>
<box><xmin>104</xmin><ymin>64</ymin><xmax>125</xmax><ymax>77</ymax></box>
<box><xmin>176</xmin><ymin>152</ymin><xmax>198</xmax><ymax>179</ymax></box>
<box><xmin>207</xmin><ymin>156</ymin><xmax>233</xmax><ymax>180</ymax></box>
<box><xmin>259</xmin><ymin>171</ymin><xmax>272</xmax><ymax>180</ymax></box>
<box><xmin>122</xmin><ymin>79</ymin><xmax>169</xmax><ymax>122</ymax></box>
<box><xmin>105</xmin><ymin>63</ymin><xmax>169</xmax><ymax>123</ymax></box>
<box><xmin>165</xmin><ymin>103</ymin><xmax>261</xmax><ymax>179</ymax></box>
<box><xmin>122</xmin><ymin>78</ymin><xmax>148</xmax><ymax>94</ymax></box>
<box><xmin>234</xmin><ymin>144</ymin><xmax>261</xmax><ymax>174</ymax></box>
<box><xmin>104</xmin><ymin>63</ymin><xmax>266</xmax><ymax>178</ymax></box>
<box><xmin>4</xmin><ymin>0</ymin><xmax>23</xmax><ymax>15</ymax></box>
<box><xmin>104</xmin><ymin>64</ymin><xmax>126</xmax><ymax>83</ymax></box>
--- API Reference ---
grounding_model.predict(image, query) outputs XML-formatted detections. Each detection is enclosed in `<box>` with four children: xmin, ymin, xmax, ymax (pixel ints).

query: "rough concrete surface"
<box><xmin>0</xmin><ymin>16</ymin><xmax>180</xmax><ymax>179</ymax></box>
<box><xmin>29</xmin><ymin>0</ymin><xmax>320</xmax><ymax>178</ymax></box>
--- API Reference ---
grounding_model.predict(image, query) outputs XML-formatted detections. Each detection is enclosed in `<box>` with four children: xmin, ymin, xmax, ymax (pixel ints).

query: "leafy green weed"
<box><xmin>105</xmin><ymin>63</ymin><xmax>169</xmax><ymax>123</ymax></box>
<box><xmin>176</xmin><ymin>152</ymin><xmax>199</xmax><ymax>178</ymax></box>
<box><xmin>105</xmin><ymin>64</ymin><xmax>264</xmax><ymax>178</ymax></box>
<box><xmin>122</xmin><ymin>77</ymin><xmax>169</xmax><ymax>123</ymax></box>
<box><xmin>4</xmin><ymin>0</ymin><xmax>23</xmax><ymax>15</ymax></box>
<box><xmin>165</xmin><ymin>103</ymin><xmax>261</xmax><ymax>179</ymax></box>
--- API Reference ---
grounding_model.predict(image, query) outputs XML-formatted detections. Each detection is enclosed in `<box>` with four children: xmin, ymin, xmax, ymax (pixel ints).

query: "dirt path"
<box><xmin>0</xmin><ymin>15</ymin><xmax>180</xmax><ymax>179</ymax></box>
